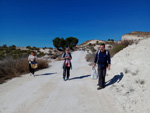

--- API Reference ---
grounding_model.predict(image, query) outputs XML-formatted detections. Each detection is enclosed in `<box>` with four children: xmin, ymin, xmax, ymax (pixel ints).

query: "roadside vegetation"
<box><xmin>0</xmin><ymin>37</ymin><xmax>79</xmax><ymax>84</ymax></box>
<box><xmin>0</xmin><ymin>45</ymin><xmax>48</xmax><ymax>60</ymax></box>
<box><xmin>85</xmin><ymin>40</ymin><xmax>133</xmax><ymax>63</ymax></box>
<box><xmin>0</xmin><ymin>45</ymin><xmax>50</xmax><ymax>84</ymax></box>
<box><xmin>109</xmin><ymin>40</ymin><xmax>133</xmax><ymax>57</ymax></box>
<box><xmin>0</xmin><ymin>57</ymin><xmax>48</xmax><ymax>84</ymax></box>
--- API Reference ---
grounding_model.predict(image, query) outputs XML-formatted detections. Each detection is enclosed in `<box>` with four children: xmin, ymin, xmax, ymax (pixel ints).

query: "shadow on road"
<box><xmin>70</xmin><ymin>75</ymin><xmax>90</xmax><ymax>80</ymax></box>
<box><xmin>35</xmin><ymin>72</ymin><xmax>57</xmax><ymax>76</ymax></box>
<box><xmin>105</xmin><ymin>72</ymin><xmax>124</xmax><ymax>87</ymax></box>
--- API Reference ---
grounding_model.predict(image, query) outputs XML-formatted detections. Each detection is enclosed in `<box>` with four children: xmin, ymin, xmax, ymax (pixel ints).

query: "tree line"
<box><xmin>53</xmin><ymin>37</ymin><xmax>78</xmax><ymax>50</ymax></box>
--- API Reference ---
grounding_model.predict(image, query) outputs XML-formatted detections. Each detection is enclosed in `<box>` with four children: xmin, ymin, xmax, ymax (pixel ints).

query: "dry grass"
<box><xmin>0</xmin><ymin>57</ymin><xmax>48</xmax><ymax>84</ymax></box>
<box><xmin>37</xmin><ymin>59</ymin><xmax>49</xmax><ymax>69</ymax></box>
<box><xmin>125</xmin><ymin>31</ymin><xmax>150</xmax><ymax>36</ymax></box>
<box><xmin>109</xmin><ymin>40</ymin><xmax>133</xmax><ymax>57</ymax></box>
<box><xmin>51</xmin><ymin>54</ymin><xmax>61</xmax><ymax>59</ymax></box>
<box><xmin>85</xmin><ymin>53</ymin><xmax>95</xmax><ymax>62</ymax></box>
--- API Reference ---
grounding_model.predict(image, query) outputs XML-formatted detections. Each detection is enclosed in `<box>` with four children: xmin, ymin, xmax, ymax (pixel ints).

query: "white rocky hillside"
<box><xmin>106</xmin><ymin>38</ymin><xmax>150</xmax><ymax>113</ymax></box>
<box><xmin>81</xmin><ymin>39</ymin><xmax>105</xmax><ymax>45</ymax></box>
<box><xmin>122</xmin><ymin>31</ymin><xmax>150</xmax><ymax>41</ymax></box>
<box><xmin>77</xmin><ymin>39</ymin><xmax>113</xmax><ymax>52</ymax></box>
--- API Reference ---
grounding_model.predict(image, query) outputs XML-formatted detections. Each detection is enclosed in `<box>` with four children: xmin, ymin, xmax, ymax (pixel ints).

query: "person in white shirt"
<box><xmin>28</xmin><ymin>51</ymin><xmax>37</xmax><ymax>76</ymax></box>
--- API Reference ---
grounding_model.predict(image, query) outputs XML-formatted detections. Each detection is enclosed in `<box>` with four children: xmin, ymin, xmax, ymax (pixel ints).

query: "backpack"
<box><xmin>63</xmin><ymin>52</ymin><xmax>71</xmax><ymax>58</ymax></box>
<box><xmin>96</xmin><ymin>50</ymin><xmax>108</xmax><ymax>64</ymax></box>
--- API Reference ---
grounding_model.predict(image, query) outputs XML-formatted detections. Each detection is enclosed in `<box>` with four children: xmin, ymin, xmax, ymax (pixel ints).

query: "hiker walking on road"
<box><xmin>62</xmin><ymin>48</ymin><xmax>72</xmax><ymax>81</ymax></box>
<box><xmin>28</xmin><ymin>51</ymin><xmax>37</xmax><ymax>76</ymax></box>
<box><xmin>93</xmin><ymin>43</ymin><xmax>111</xmax><ymax>90</ymax></box>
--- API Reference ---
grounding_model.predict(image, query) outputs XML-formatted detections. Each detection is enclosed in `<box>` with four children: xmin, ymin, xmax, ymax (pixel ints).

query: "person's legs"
<box><xmin>29</xmin><ymin>64</ymin><xmax>35</xmax><ymax>75</ymax></box>
<box><xmin>63</xmin><ymin>67</ymin><xmax>67</xmax><ymax>80</ymax></box>
<box><xmin>102</xmin><ymin>67</ymin><xmax>106</xmax><ymax>88</ymax></box>
<box><xmin>98</xmin><ymin>68</ymin><xmax>103</xmax><ymax>87</ymax></box>
<box><xmin>32</xmin><ymin>69</ymin><xmax>35</xmax><ymax>75</ymax></box>
<box><xmin>66</xmin><ymin>67</ymin><xmax>70</xmax><ymax>80</ymax></box>
<box><xmin>29</xmin><ymin>64</ymin><xmax>32</xmax><ymax>75</ymax></box>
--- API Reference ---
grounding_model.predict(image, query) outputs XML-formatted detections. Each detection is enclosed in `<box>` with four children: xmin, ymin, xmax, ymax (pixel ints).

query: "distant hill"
<box><xmin>80</xmin><ymin>39</ymin><xmax>105</xmax><ymax>46</ymax></box>
<box><xmin>80</xmin><ymin>40</ymin><xmax>92</xmax><ymax>45</ymax></box>
<box><xmin>76</xmin><ymin>39</ymin><xmax>114</xmax><ymax>53</ymax></box>
<box><xmin>122</xmin><ymin>31</ymin><xmax>150</xmax><ymax>41</ymax></box>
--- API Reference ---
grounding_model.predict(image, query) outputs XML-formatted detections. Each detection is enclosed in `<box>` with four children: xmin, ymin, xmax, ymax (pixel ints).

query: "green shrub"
<box><xmin>37</xmin><ymin>52</ymin><xmax>45</xmax><ymax>57</ymax></box>
<box><xmin>2</xmin><ymin>44</ymin><xmax>7</xmax><ymax>48</ymax></box>
<box><xmin>53</xmin><ymin>37</ymin><xmax>78</xmax><ymax>50</ymax></box>
<box><xmin>26</xmin><ymin>46</ymin><xmax>31</xmax><ymax>50</ymax></box>
<box><xmin>54</xmin><ymin>50</ymin><xmax>57</xmax><ymax>52</ymax></box>
<box><xmin>48</xmin><ymin>50</ymin><xmax>52</xmax><ymax>55</ymax></box>
<box><xmin>111</xmin><ymin>44</ymin><xmax>126</xmax><ymax>54</ymax></box>
<box><xmin>9</xmin><ymin>45</ymin><xmax>16</xmax><ymax>50</ymax></box>
<box><xmin>88</xmin><ymin>43</ymin><xmax>92</xmax><ymax>46</ymax></box>
<box><xmin>96</xmin><ymin>41</ymin><xmax>99</xmax><ymax>45</ymax></box>
<box><xmin>109</xmin><ymin>41</ymin><xmax>132</xmax><ymax>57</ymax></box>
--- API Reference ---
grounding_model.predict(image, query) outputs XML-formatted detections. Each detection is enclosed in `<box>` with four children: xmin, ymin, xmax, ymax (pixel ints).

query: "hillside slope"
<box><xmin>107</xmin><ymin>38</ymin><xmax>150</xmax><ymax>113</ymax></box>
<box><xmin>122</xmin><ymin>31</ymin><xmax>150</xmax><ymax>41</ymax></box>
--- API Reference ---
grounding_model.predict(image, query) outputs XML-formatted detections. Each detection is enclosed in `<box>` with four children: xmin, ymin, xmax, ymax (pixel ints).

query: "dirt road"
<box><xmin>0</xmin><ymin>51</ymin><xmax>121</xmax><ymax>113</ymax></box>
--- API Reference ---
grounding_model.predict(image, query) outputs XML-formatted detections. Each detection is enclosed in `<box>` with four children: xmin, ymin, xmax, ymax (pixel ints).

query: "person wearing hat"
<box><xmin>28</xmin><ymin>51</ymin><xmax>37</xmax><ymax>76</ymax></box>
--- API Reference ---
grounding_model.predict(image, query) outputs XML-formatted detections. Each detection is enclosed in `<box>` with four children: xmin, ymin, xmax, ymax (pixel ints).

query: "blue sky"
<box><xmin>0</xmin><ymin>0</ymin><xmax>150</xmax><ymax>47</ymax></box>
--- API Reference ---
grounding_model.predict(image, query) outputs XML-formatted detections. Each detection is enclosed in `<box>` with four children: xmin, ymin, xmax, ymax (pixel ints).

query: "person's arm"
<box><xmin>107</xmin><ymin>52</ymin><xmax>111</xmax><ymax>70</ymax></box>
<box><xmin>62</xmin><ymin>58</ymin><xmax>66</xmax><ymax>60</ymax></box>
<box><xmin>64</xmin><ymin>53</ymin><xmax>72</xmax><ymax>60</ymax></box>
<box><xmin>62</xmin><ymin>53</ymin><xmax>66</xmax><ymax>60</ymax></box>
<box><xmin>68</xmin><ymin>53</ymin><xmax>72</xmax><ymax>60</ymax></box>
<box><xmin>93</xmin><ymin>52</ymin><xmax>98</xmax><ymax>68</ymax></box>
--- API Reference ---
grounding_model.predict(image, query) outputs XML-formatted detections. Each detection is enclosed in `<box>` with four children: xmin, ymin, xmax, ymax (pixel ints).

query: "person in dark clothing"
<box><xmin>62</xmin><ymin>48</ymin><xmax>72</xmax><ymax>81</ymax></box>
<box><xmin>93</xmin><ymin>43</ymin><xmax>111</xmax><ymax>90</ymax></box>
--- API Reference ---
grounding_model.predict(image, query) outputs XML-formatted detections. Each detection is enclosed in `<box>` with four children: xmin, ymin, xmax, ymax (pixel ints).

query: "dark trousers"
<box><xmin>98</xmin><ymin>67</ymin><xmax>106</xmax><ymax>87</ymax></box>
<box><xmin>29</xmin><ymin>64</ymin><xmax>35</xmax><ymax>74</ymax></box>
<box><xmin>63</xmin><ymin>66</ymin><xmax>70</xmax><ymax>79</ymax></box>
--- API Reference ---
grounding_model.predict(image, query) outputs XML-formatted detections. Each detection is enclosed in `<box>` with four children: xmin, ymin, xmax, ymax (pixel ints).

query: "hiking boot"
<box><xmin>63</xmin><ymin>78</ymin><xmax>66</xmax><ymax>81</ymax></box>
<box><xmin>66</xmin><ymin>78</ymin><xmax>69</xmax><ymax>80</ymax></box>
<box><xmin>97</xmin><ymin>87</ymin><xmax>103</xmax><ymax>90</ymax></box>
